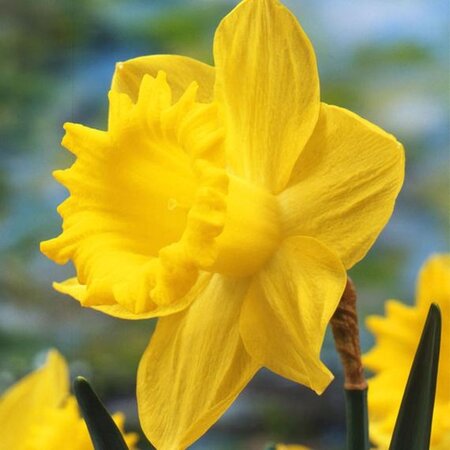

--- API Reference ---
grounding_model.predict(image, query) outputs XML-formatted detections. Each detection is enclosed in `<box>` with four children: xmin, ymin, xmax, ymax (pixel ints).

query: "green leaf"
<box><xmin>73</xmin><ymin>376</ymin><xmax>129</xmax><ymax>450</ymax></box>
<box><xmin>389</xmin><ymin>303</ymin><xmax>441</xmax><ymax>450</ymax></box>
<box><xmin>345</xmin><ymin>387</ymin><xmax>369</xmax><ymax>450</ymax></box>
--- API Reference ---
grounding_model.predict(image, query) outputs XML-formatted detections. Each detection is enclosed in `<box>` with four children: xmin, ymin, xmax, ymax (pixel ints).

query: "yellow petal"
<box><xmin>137</xmin><ymin>274</ymin><xmax>260</xmax><ymax>450</ymax></box>
<box><xmin>214</xmin><ymin>0</ymin><xmax>320</xmax><ymax>193</ymax></box>
<box><xmin>240</xmin><ymin>236</ymin><xmax>346</xmax><ymax>394</ymax></box>
<box><xmin>417</xmin><ymin>254</ymin><xmax>450</xmax><ymax>310</ymax></box>
<box><xmin>111</xmin><ymin>54</ymin><xmax>214</xmax><ymax>103</ymax></box>
<box><xmin>363</xmin><ymin>300</ymin><xmax>422</xmax><ymax>372</ymax></box>
<box><xmin>279</xmin><ymin>103</ymin><xmax>404</xmax><ymax>269</ymax></box>
<box><xmin>0</xmin><ymin>350</ymin><xmax>68</xmax><ymax>450</ymax></box>
<box><xmin>54</xmin><ymin>274</ymin><xmax>212</xmax><ymax>320</ymax></box>
<box><xmin>111</xmin><ymin>413</ymin><xmax>140</xmax><ymax>450</ymax></box>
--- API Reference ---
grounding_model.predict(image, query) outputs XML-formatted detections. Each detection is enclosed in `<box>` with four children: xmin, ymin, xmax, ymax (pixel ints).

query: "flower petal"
<box><xmin>137</xmin><ymin>274</ymin><xmax>260</xmax><ymax>449</ymax></box>
<box><xmin>54</xmin><ymin>274</ymin><xmax>212</xmax><ymax>320</ymax></box>
<box><xmin>363</xmin><ymin>300</ymin><xmax>423</xmax><ymax>373</ymax></box>
<box><xmin>0</xmin><ymin>350</ymin><xmax>68</xmax><ymax>449</ymax></box>
<box><xmin>279</xmin><ymin>103</ymin><xmax>405</xmax><ymax>269</ymax></box>
<box><xmin>214</xmin><ymin>0</ymin><xmax>320</xmax><ymax>193</ymax></box>
<box><xmin>417</xmin><ymin>254</ymin><xmax>450</xmax><ymax>310</ymax></box>
<box><xmin>240</xmin><ymin>236</ymin><xmax>346</xmax><ymax>394</ymax></box>
<box><xmin>111</xmin><ymin>55</ymin><xmax>215</xmax><ymax>103</ymax></box>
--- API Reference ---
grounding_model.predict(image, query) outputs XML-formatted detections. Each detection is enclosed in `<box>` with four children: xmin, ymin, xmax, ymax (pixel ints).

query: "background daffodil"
<box><xmin>364</xmin><ymin>254</ymin><xmax>450</xmax><ymax>450</ymax></box>
<box><xmin>41</xmin><ymin>0</ymin><xmax>404</xmax><ymax>448</ymax></box>
<box><xmin>0</xmin><ymin>350</ymin><xmax>138</xmax><ymax>450</ymax></box>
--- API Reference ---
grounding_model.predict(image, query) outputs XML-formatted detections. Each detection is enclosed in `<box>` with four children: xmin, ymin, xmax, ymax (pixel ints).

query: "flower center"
<box><xmin>146</xmin><ymin>161</ymin><xmax>281</xmax><ymax>308</ymax></box>
<box><xmin>203</xmin><ymin>173</ymin><xmax>281</xmax><ymax>277</ymax></box>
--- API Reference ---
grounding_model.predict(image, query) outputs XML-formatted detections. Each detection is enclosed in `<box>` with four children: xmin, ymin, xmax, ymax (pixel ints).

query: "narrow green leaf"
<box><xmin>73</xmin><ymin>376</ymin><xmax>129</xmax><ymax>450</ymax></box>
<box><xmin>389</xmin><ymin>303</ymin><xmax>441</xmax><ymax>450</ymax></box>
<box><xmin>345</xmin><ymin>387</ymin><xmax>369</xmax><ymax>450</ymax></box>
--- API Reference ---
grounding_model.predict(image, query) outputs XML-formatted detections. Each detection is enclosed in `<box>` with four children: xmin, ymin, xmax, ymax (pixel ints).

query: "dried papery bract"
<box><xmin>331</xmin><ymin>278</ymin><xmax>369</xmax><ymax>450</ymax></box>
<box><xmin>331</xmin><ymin>278</ymin><xmax>367</xmax><ymax>390</ymax></box>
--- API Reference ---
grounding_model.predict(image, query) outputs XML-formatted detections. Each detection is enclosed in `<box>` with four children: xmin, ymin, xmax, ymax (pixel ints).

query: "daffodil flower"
<box><xmin>0</xmin><ymin>350</ymin><xmax>138</xmax><ymax>450</ymax></box>
<box><xmin>41</xmin><ymin>0</ymin><xmax>404</xmax><ymax>447</ymax></box>
<box><xmin>364</xmin><ymin>254</ymin><xmax>450</xmax><ymax>450</ymax></box>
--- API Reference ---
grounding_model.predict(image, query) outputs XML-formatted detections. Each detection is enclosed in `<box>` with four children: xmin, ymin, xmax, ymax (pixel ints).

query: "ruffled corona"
<box><xmin>41</xmin><ymin>72</ymin><xmax>227</xmax><ymax>313</ymax></box>
<box><xmin>42</xmin><ymin>71</ymin><xmax>281</xmax><ymax>314</ymax></box>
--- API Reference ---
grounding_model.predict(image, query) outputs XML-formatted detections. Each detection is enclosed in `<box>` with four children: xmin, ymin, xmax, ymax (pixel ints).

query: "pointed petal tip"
<box><xmin>52</xmin><ymin>169</ymin><xmax>70</xmax><ymax>184</ymax></box>
<box><xmin>40</xmin><ymin>238</ymin><xmax>55</xmax><ymax>258</ymax></box>
<box><xmin>46</xmin><ymin>348</ymin><xmax>66</xmax><ymax>367</ymax></box>
<box><xmin>40</xmin><ymin>238</ymin><xmax>68</xmax><ymax>265</ymax></box>
<box><xmin>313</xmin><ymin>369</ymin><xmax>334</xmax><ymax>395</ymax></box>
<box><xmin>62</xmin><ymin>122</ymin><xmax>77</xmax><ymax>132</ymax></box>
<box><xmin>62</xmin><ymin>122</ymin><xmax>84</xmax><ymax>139</ymax></box>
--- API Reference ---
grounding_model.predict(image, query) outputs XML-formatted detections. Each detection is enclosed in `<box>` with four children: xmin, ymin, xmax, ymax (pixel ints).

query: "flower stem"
<box><xmin>330</xmin><ymin>277</ymin><xmax>369</xmax><ymax>450</ymax></box>
<box><xmin>345</xmin><ymin>388</ymin><xmax>369</xmax><ymax>450</ymax></box>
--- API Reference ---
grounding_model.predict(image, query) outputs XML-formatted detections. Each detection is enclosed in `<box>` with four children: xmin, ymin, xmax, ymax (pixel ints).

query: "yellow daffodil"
<box><xmin>0</xmin><ymin>350</ymin><xmax>138</xmax><ymax>450</ymax></box>
<box><xmin>364</xmin><ymin>254</ymin><xmax>450</xmax><ymax>450</ymax></box>
<box><xmin>41</xmin><ymin>0</ymin><xmax>404</xmax><ymax>448</ymax></box>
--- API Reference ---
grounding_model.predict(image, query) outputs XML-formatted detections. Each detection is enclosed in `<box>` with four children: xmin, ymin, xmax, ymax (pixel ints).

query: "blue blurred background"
<box><xmin>0</xmin><ymin>0</ymin><xmax>449</xmax><ymax>449</ymax></box>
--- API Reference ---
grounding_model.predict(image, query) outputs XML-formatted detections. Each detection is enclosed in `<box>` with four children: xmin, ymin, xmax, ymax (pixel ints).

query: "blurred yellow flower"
<box><xmin>41</xmin><ymin>0</ymin><xmax>404</xmax><ymax>448</ymax></box>
<box><xmin>0</xmin><ymin>350</ymin><xmax>138</xmax><ymax>450</ymax></box>
<box><xmin>364</xmin><ymin>254</ymin><xmax>450</xmax><ymax>450</ymax></box>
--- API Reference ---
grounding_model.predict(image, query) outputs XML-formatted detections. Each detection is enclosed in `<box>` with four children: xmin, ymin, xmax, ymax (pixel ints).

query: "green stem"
<box><xmin>345</xmin><ymin>388</ymin><xmax>369</xmax><ymax>450</ymax></box>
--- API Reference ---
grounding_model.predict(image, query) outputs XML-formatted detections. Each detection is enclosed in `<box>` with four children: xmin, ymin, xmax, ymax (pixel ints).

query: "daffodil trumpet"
<box><xmin>41</xmin><ymin>0</ymin><xmax>404</xmax><ymax>447</ymax></box>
